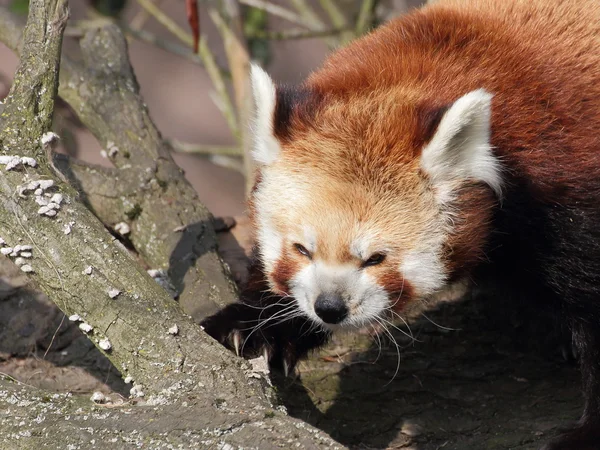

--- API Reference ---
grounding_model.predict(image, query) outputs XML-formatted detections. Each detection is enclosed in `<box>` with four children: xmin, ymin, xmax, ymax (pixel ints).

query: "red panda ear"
<box><xmin>420</xmin><ymin>89</ymin><xmax>502</xmax><ymax>203</ymax></box>
<box><xmin>250</xmin><ymin>64</ymin><xmax>280</xmax><ymax>165</ymax></box>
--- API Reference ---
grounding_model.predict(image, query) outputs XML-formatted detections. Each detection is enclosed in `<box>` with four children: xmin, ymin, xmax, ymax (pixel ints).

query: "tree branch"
<box><xmin>0</xmin><ymin>2</ymin><xmax>341</xmax><ymax>446</ymax></box>
<box><xmin>0</xmin><ymin>6</ymin><xmax>240</xmax><ymax>320</ymax></box>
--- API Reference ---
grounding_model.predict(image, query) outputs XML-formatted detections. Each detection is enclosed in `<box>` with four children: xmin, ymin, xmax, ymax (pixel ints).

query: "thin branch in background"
<box><xmin>136</xmin><ymin>0</ymin><xmax>194</xmax><ymax>47</ymax></box>
<box><xmin>168</xmin><ymin>139</ymin><xmax>241</xmax><ymax>156</ymax></box>
<box><xmin>208</xmin><ymin>4</ymin><xmax>255</xmax><ymax>192</ymax></box>
<box><xmin>247</xmin><ymin>26</ymin><xmax>350</xmax><ymax>40</ymax></box>
<box><xmin>200</xmin><ymin>37</ymin><xmax>240</xmax><ymax>139</ymax></box>
<box><xmin>135</xmin><ymin>0</ymin><xmax>239</xmax><ymax>139</ymax></box>
<box><xmin>356</xmin><ymin>0</ymin><xmax>377</xmax><ymax>36</ymax></box>
<box><xmin>208</xmin><ymin>155</ymin><xmax>245</xmax><ymax>174</ymax></box>
<box><xmin>288</xmin><ymin>0</ymin><xmax>326</xmax><ymax>29</ymax></box>
<box><xmin>318</xmin><ymin>0</ymin><xmax>346</xmax><ymax>29</ymax></box>
<box><xmin>238</xmin><ymin>0</ymin><xmax>313</xmax><ymax>28</ymax></box>
<box><xmin>288</xmin><ymin>0</ymin><xmax>349</xmax><ymax>47</ymax></box>
<box><xmin>123</xmin><ymin>24</ymin><xmax>203</xmax><ymax>65</ymax></box>
<box><xmin>318</xmin><ymin>0</ymin><xmax>355</xmax><ymax>43</ymax></box>
<box><xmin>129</xmin><ymin>0</ymin><xmax>164</xmax><ymax>30</ymax></box>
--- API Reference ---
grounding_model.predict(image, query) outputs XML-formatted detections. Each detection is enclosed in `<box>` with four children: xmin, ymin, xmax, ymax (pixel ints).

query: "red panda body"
<box><xmin>203</xmin><ymin>1</ymin><xmax>600</xmax><ymax>448</ymax></box>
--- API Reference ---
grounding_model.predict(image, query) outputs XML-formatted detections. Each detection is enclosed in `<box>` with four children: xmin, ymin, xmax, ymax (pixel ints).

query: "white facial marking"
<box><xmin>256</xmin><ymin>214</ymin><xmax>282</xmax><ymax>276</ymax></box>
<box><xmin>350</xmin><ymin>235</ymin><xmax>371</xmax><ymax>260</ymax></box>
<box><xmin>400</xmin><ymin>248</ymin><xmax>447</xmax><ymax>298</ymax></box>
<box><xmin>421</xmin><ymin>89</ymin><xmax>502</xmax><ymax>203</ymax></box>
<box><xmin>302</xmin><ymin>225</ymin><xmax>317</xmax><ymax>254</ymax></box>
<box><xmin>249</xmin><ymin>64</ymin><xmax>281</xmax><ymax>166</ymax></box>
<box><xmin>290</xmin><ymin>261</ymin><xmax>390</xmax><ymax>329</ymax></box>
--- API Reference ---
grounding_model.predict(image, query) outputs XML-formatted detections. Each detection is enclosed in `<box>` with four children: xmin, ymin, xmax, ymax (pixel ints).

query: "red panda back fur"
<box><xmin>203</xmin><ymin>2</ymin><xmax>600</xmax><ymax>449</ymax></box>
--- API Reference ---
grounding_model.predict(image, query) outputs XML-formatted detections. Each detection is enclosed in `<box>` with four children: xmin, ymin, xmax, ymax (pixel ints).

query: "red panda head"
<box><xmin>248</xmin><ymin>65</ymin><xmax>501</xmax><ymax>329</ymax></box>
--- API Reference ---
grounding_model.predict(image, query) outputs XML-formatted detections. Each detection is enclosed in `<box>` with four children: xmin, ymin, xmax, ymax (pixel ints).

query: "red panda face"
<box><xmin>253</xmin><ymin>166</ymin><xmax>446</xmax><ymax>328</ymax></box>
<box><xmin>249</xmin><ymin>65</ymin><xmax>501</xmax><ymax>329</ymax></box>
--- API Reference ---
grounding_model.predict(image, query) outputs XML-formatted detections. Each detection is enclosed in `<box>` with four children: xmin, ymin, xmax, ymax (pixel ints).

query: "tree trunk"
<box><xmin>0</xmin><ymin>1</ymin><xmax>342</xmax><ymax>447</ymax></box>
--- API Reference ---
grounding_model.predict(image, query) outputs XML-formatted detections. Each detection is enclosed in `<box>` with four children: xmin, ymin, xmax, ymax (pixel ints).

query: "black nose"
<box><xmin>314</xmin><ymin>293</ymin><xmax>348</xmax><ymax>324</ymax></box>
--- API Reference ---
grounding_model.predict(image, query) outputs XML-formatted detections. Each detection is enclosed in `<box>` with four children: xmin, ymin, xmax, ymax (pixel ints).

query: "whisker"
<box><xmin>240</xmin><ymin>304</ymin><xmax>299</xmax><ymax>352</ymax></box>
<box><xmin>373</xmin><ymin>316</ymin><xmax>402</xmax><ymax>386</ymax></box>
<box><xmin>421</xmin><ymin>313</ymin><xmax>460</xmax><ymax>332</ymax></box>
<box><xmin>370</xmin><ymin>323</ymin><xmax>383</xmax><ymax>364</ymax></box>
<box><xmin>379</xmin><ymin>314</ymin><xmax>420</xmax><ymax>344</ymax></box>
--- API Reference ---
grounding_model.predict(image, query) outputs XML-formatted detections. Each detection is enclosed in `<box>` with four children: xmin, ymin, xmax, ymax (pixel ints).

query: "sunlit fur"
<box><xmin>250</xmin><ymin>82</ymin><xmax>499</xmax><ymax>327</ymax></box>
<box><xmin>230</xmin><ymin>1</ymin><xmax>600</xmax><ymax>446</ymax></box>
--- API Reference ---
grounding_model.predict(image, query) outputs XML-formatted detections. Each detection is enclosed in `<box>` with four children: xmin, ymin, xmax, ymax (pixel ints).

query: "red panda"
<box><xmin>202</xmin><ymin>0</ymin><xmax>600</xmax><ymax>448</ymax></box>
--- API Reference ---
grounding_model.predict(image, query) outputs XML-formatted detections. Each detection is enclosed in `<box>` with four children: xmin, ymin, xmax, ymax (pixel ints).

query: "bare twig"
<box><xmin>122</xmin><ymin>24</ymin><xmax>231</xmax><ymax>80</ymax></box>
<box><xmin>318</xmin><ymin>0</ymin><xmax>347</xmax><ymax>29</ymax></box>
<box><xmin>168</xmin><ymin>139</ymin><xmax>242</xmax><ymax>156</ymax></box>
<box><xmin>209</xmin><ymin>3</ymin><xmax>254</xmax><ymax>191</ymax></box>
<box><xmin>129</xmin><ymin>0</ymin><xmax>165</xmax><ymax>30</ymax></box>
<box><xmin>238</xmin><ymin>0</ymin><xmax>312</xmax><ymax>27</ymax></box>
<box><xmin>134</xmin><ymin>0</ymin><xmax>239</xmax><ymax>139</ymax></box>
<box><xmin>356</xmin><ymin>0</ymin><xmax>377</xmax><ymax>36</ymax></box>
<box><xmin>136</xmin><ymin>0</ymin><xmax>194</xmax><ymax>46</ymax></box>
<box><xmin>247</xmin><ymin>26</ymin><xmax>350</xmax><ymax>40</ymax></box>
<box><xmin>288</xmin><ymin>0</ymin><xmax>326</xmax><ymax>29</ymax></box>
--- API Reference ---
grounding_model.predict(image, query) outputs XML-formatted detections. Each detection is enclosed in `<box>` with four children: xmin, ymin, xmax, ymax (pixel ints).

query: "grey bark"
<box><xmin>0</xmin><ymin>7</ymin><xmax>239</xmax><ymax>321</ymax></box>
<box><xmin>0</xmin><ymin>1</ymin><xmax>341</xmax><ymax>447</ymax></box>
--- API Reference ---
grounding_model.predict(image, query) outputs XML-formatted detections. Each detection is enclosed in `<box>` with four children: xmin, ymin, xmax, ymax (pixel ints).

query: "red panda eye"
<box><xmin>363</xmin><ymin>253</ymin><xmax>386</xmax><ymax>267</ymax></box>
<box><xmin>294</xmin><ymin>243</ymin><xmax>311</xmax><ymax>259</ymax></box>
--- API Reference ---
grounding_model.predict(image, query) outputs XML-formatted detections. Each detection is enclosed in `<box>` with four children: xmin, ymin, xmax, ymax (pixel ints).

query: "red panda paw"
<box><xmin>200</xmin><ymin>301</ymin><xmax>331</xmax><ymax>376</ymax></box>
<box><xmin>541</xmin><ymin>420</ymin><xmax>600</xmax><ymax>450</ymax></box>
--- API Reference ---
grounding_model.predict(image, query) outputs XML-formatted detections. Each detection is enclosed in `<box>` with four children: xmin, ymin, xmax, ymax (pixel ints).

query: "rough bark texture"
<box><xmin>0</xmin><ymin>7</ymin><xmax>239</xmax><ymax>321</ymax></box>
<box><xmin>0</xmin><ymin>378</ymin><xmax>340</xmax><ymax>449</ymax></box>
<box><xmin>0</xmin><ymin>1</ymin><xmax>341</xmax><ymax>447</ymax></box>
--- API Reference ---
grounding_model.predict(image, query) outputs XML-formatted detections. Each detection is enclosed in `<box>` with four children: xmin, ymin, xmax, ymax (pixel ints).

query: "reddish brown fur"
<box><xmin>270</xmin><ymin>247</ymin><xmax>300</xmax><ymax>295</ymax></box>
<box><xmin>376</xmin><ymin>271</ymin><xmax>414</xmax><ymax>312</ymax></box>
<box><xmin>263</xmin><ymin>0</ymin><xmax>600</xmax><ymax>281</ymax></box>
<box><xmin>208</xmin><ymin>4</ymin><xmax>600</xmax><ymax>446</ymax></box>
<box><xmin>444</xmin><ymin>184</ymin><xmax>496</xmax><ymax>276</ymax></box>
<box><xmin>301</xmin><ymin>0</ymin><xmax>600</xmax><ymax>203</ymax></box>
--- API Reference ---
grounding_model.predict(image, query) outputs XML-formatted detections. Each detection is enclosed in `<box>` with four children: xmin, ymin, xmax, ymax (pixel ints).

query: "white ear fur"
<box><xmin>420</xmin><ymin>89</ymin><xmax>502</xmax><ymax>203</ymax></box>
<box><xmin>250</xmin><ymin>64</ymin><xmax>281</xmax><ymax>165</ymax></box>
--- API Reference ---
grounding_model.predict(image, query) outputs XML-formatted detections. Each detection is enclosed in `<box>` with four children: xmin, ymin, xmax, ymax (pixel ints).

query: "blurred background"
<box><xmin>0</xmin><ymin>0</ymin><xmax>425</xmax><ymax>218</ymax></box>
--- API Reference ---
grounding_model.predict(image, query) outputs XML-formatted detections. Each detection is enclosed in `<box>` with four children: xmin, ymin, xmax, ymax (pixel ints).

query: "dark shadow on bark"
<box><xmin>168</xmin><ymin>219</ymin><xmax>243</xmax><ymax>322</ymax></box>
<box><xmin>273</xmin><ymin>293</ymin><xmax>583</xmax><ymax>449</ymax></box>
<box><xmin>0</xmin><ymin>277</ymin><xmax>128</xmax><ymax>396</ymax></box>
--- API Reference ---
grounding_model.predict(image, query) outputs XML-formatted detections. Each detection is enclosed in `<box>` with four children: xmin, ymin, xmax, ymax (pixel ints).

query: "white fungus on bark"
<box><xmin>68</xmin><ymin>314</ymin><xmax>82</xmax><ymax>322</ymax></box>
<box><xmin>108</xmin><ymin>288</ymin><xmax>121</xmax><ymax>299</ymax></box>
<box><xmin>130</xmin><ymin>385</ymin><xmax>145</xmax><ymax>398</ymax></box>
<box><xmin>50</xmin><ymin>193</ymin><xmax>63</xmax><ymax>204</ymax></box>
<box><xmin>98</xmin><ymin>338</ymin><xmax>112</xmax><ymax>351</ymax></box>
<box><xmin>90</xmin><ymin>392</ymin><xmax>106</xmax><ymax>404</ymax></box>
<box><xmin>40</xmin><ymin>131</ymin><xmax>60</xmax><ymax>147</ymax></box>
<box><xmin>0</xmin><ymin>155</ymin><xmax>37</xmax><ymax>171</ymax></box>
<box><xmin>114</xmin><ymin>222</ymin><xmax>131</xmax><ymax>236</ymax></box>
<box><xmin>63</xmin><ymin>221</ymin><xmax>75</xmax><ymax>235</ymax></box>
<box><xmin>107</xmin><ymin>143</ymin><xmax>119</xmax><ymax>158</ymax></box>
<box><xmin>20</xmin><ymin>157</ymin><xmax>37</xmax><ymax>167</ymax></box>
<box><xmin>79</xmin><ymin>322</ymin><xmax>93</xmax><ymax>333</ymax></box>
<box><xmin>37</xmin><ymin>179</ymin><xmax>54</xmax><ymax>190</ymax></box>
<box><xmin>1</xmin><ymin>247</ymin><xmax>13</xmax><ymax>255</ymax></box>
<box><xmin>20</xmin><ymin>265</ymin><xmax>33</xmax><ymax>273</ymax></box>
<box><xmin>167</xmin><ymin>324</ymin><xmax>179</xmax><ymax>336</ymax></box>
<box><xmin>123</xmin><ymin>376</ymin><xmax>133</xmax><ymax>384</ymax></box>
<box><xmin>84</xmin><ymin>266</ymin><xmax>93</xmax><ymax>275</ymax></box>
